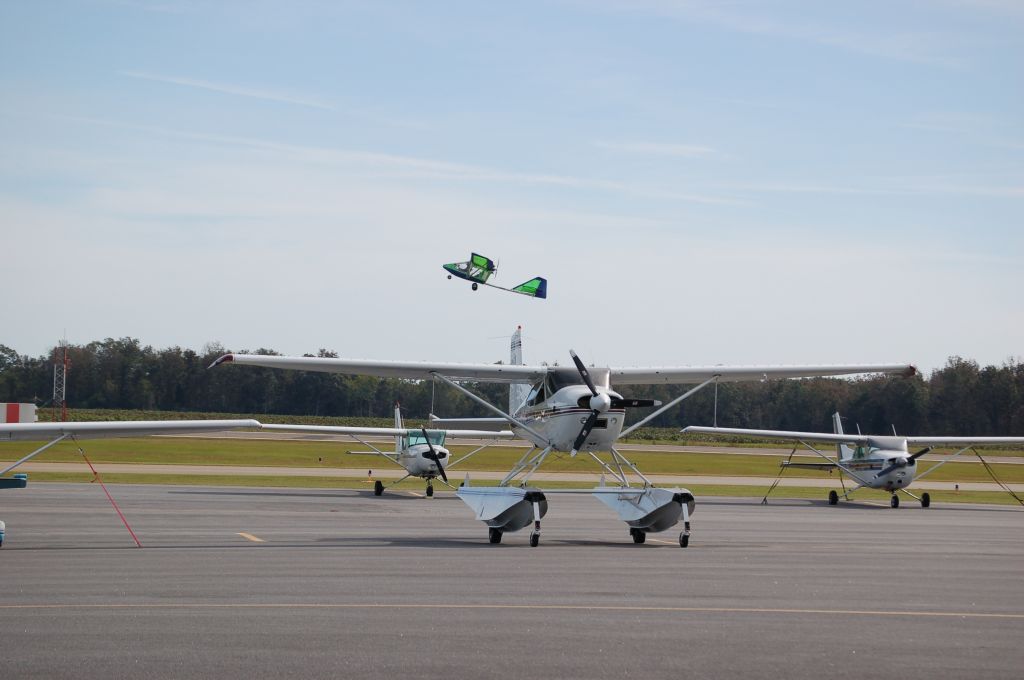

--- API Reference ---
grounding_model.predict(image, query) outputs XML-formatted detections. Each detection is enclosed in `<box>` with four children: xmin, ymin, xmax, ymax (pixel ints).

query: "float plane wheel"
<box><xmin>921</xmin><ymin>493</ymin><xmax>930</xmax><ymax>508</ymax></box>
<box><xmin>488</xmin><ymin>527</ymin><xmax>502</xmax><ymax>544</ymax></box>
<box><xmin>630</xmin><ymin>528</ymin><xmax>646</xmax><ymax>544</ymax></box>
<box><xmin>471</xmin><ymin>282</ymin><xmax>479</xmax><ymax>291</ymax></box>
<box><xmin>426</xmin><ymin>484</ymin><xmax>434</xmax><ymax>498</ymax></box>
<box><xmin>890</xmin><ymin>494</ymin><xmax>900</xmax><ymax>509</ymax></box>
<box><xmin>373</xmin><ymin>480</ymin><xmax>384</xmax><ymax>496</ymax></box>
<box><xmin>828</xmin><ymin>490</ymin><xmax>839</xmax><ymax>506</ymax></box>
<box><xmin>679</xmin><ymin>532</ymin><xmax>689</xmax><ymax>548</ymax></box>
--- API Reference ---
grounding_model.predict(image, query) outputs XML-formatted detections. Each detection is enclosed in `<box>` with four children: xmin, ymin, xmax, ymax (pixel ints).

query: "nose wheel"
<box><xmin>890</xmin><ymin>494</ymin><xmax>900</xmax><ymax>508</ymax></box>
<box><xmin>426</xmin><ymin>484</ymin><xmax>434</xmax><ymax>497</ymax></box>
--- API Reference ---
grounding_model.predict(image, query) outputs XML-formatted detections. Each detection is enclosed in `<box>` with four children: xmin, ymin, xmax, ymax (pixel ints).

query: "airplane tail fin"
<box><xmin>513</xmin><ymin>277</ymin><xmax>547</xmax><ymax>299</ymax></box>
<box><xmin>394</xmin><ymin>403</ymin><xmax>403</xmax><ymax>455</ymax></box>
<box><xmin>832</xmin><ymin>412</ymin><xmax>853</xmax><ymax>461</ymax></box>
<box><xmin>509</xmin><ymin>326</ymin><xmax>528</xmax><ymax>414</ymax></box>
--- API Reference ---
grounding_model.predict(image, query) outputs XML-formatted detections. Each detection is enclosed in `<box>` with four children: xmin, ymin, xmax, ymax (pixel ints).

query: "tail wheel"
<box><xmin>921</xmin><ymin>492</ymin><xmax>931</xmax><ymax>508</ymax></box>
<box><xmin>373</xmin><ymin>480</ymin><xmax>384</xmax><ymax>496</ymax></box>
<box><xmin>828</xmin><ymin>490</ymin><xmax>839</xmax><ymax>505</ymax></box>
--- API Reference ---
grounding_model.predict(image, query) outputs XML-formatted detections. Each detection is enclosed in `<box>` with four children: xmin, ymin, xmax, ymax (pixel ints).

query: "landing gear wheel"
<box><xmin>471</xmin><ymin>282</ymin><xmax>479</xmax><ymax>291</ymax></box>
<box><xmin>447</xmin><ymin>274</ymin><xmax>452</xmax><ymax>279</ymax></box>
<box><xmin>373</xmin><ymin>480</ymin><xmax>384</xmax><ymax>496</ymax></box>
<box><xmin>488</xmin><ymin>527</ymin><xmax>502</xmax><ymax>544</ymax></box>
<box><xmin>529</xmin><ymin>532</ymin><xmax>540</xmax><ymax>547</ymax></box>
<box><xmin>630</xmin><ymin>528</ymin><xmax>646</xmax><ymax>544</ymax></box>
<box><xmin>828</xmin><ymin>490</ymin><xmax>839</xmax><ymax>505</ymax></box>
<box><xmin>890</xmin><ymin>494</ymin><xmax>900</xmax><ymax>508</ymax></box>
<box><xmin>679</xmin><ymin>532</ymin><xmax>689</xmax><ymax>548</ymax></box>
<box><xmin>426</xmin><ymin>484</ymin><xmax>434</xmax><ymax>497</ymax></box>
<box><xmin>921</xmin><ymin>492</ymin><xmax>930</xmax><ymax>508</ymax></box>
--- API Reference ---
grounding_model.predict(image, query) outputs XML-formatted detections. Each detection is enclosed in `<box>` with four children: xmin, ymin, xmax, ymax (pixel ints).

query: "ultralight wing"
<box><xmin>260</xmin><ymin>424</ymin><xmax>516</xmax><ymax>439</ymax></box>
<box><xmin>614</xmin><ymin>364</ymin><xmax>916</xmax><ymax>385</ymax></box>
<box><xmin>0</xmin><ymin>419</ymin><xmax>261</xmax><ymax>442</ymax></box>
<box><xmin>683</xmin><ymin>425</ymin><xmax>870</xmax><ymax>446</ymax></box>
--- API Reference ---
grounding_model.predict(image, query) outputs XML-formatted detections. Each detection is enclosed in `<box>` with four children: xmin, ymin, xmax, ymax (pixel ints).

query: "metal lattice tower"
<box><xmin>52</xmin><ymin>339</ymin><xmax>69</xmax><ymax>422</ymax></box>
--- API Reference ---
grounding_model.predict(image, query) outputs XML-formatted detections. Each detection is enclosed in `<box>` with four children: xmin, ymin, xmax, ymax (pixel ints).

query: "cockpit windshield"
<box><xmin>404</xmin><ymin>430</ymin><xmax>446</xmax><ymax>447</ymax></box>
<box><xmin>546</xmin><ymin>367</ymin><xmax>610</xmax><ymax>393</ymax></box>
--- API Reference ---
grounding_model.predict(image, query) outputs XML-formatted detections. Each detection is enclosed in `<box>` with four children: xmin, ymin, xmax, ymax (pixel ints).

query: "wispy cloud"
<box><xmin>51</xmin><ymin>114</ymin><xmax>740</xmax><ymax>205</ymax></box>
<box><xmin>120</xmin><ymin>71</ymin><xmax>337</xmax><ymax>111</ymax></box>
<box><xmin>593</xmin><ymin>140</ymin><xmax>717</xmax><ymax>157</ymax></box>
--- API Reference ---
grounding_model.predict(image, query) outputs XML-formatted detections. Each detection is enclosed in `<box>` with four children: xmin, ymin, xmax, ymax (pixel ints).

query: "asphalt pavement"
<box><xmin>1</xmin><ymin>483</ymin><xmax>1022</xmax><ymax>679</ymax></box>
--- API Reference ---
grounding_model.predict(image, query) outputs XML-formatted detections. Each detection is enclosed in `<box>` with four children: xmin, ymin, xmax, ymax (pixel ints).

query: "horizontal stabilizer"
<box><xmin>512</xmin><ymin>277</ymin><xmax>547</xmax><ymax>299</ymax></box>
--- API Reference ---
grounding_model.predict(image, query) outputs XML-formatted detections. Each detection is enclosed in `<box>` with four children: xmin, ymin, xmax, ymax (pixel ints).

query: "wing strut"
<box><xmin>761</xmin><ymin>445</ymin><xmax>798</xmax><ymax>505</ymax></box>
<box><xmin>619</xmin><ymin>376</ymin><xmax>719</xmax><ymax>438</ymax></box>
<box><xmin>429</xmin><ymin>372</ymin><xmax>551</xmax><ymax>447</ymax></box>
<box><xmin>0</xmin><ymin>434</ymin><xmax>70</xmax><ymax>476</ymax></box>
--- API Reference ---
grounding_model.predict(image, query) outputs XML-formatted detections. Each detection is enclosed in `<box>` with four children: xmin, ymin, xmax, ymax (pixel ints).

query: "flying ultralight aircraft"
<box><xmin>684</xmin><ymin>413</ymin><xmax>1024</xmax><ymax>508</ymax></box>
<box><xmin>0</xmin><ymin>419</ymin><xmax>260</xmax><ymax>546</ymax></box>
<box><xmin>442</xmin><ymin>252</ymin><xmax>547</xmax><ymax>298</ymax></box>
<box><xmin>211</xmin><ymin>329</ymin><xmax>915</xmax><ymax>548</ymax></box>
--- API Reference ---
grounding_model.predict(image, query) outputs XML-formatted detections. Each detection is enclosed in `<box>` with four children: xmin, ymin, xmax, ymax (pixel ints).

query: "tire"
<box><xmin>488</xmin><ymin>527</ymin><xmax>502</xmax><ymax>544</ymax></box>
<box><xmin>679</xmin><ymin>532</ymin><xmax>689</xmax><ymax>548</ymax></box>
<box><xmin>373</xmin><ymin>480</ymin><xmax>384</xmax><ymax>496</ymax></box>
<box><xmin>630</xmin><ymin>528</ymin><xmax>646</xmax><ymax>544</ymax></box>
<box><xmin>471</xmin><ymin>282</ymin><xmax>479</xmax><ymax>291</ymax></box>
<box><xmin>426</xmin><ymin>485</ymin><xmax>433</xmax><ymax>497</ymax></box>
<box><xmin>447</xmin><ymin>274</ymin><xmax>452</xmax><ymax>279</ymax></box>
<box><xmin>890</xmin><ymin>495</ymin><xmax>900</xmax><ymax>508</ymax></box>
<box><xmin>529</xmin><ymin>532</ymin><xmax>540</xmax><ymax>547</ymax></box>
<box><xmin>828</xmin><ymin>490</ymin><xmax>839</xmax><ymax>505</ymax></box>
<box><xmin>921</xmin><ymin>492</ymin><xmax>931</xmax><ymax>508</ymax></box>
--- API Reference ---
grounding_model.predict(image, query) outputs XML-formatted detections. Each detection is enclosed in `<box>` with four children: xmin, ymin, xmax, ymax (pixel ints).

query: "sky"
<box><xmin>1</xmin><ymin>0</ymin><xmax>1021</xmax><ymax>374</ymax></box>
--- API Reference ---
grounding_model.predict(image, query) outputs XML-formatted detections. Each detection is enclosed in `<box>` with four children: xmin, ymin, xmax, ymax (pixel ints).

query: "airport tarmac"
<box><xmin>1</xmin><ymin>483</ymin><xmax>1022</xmax><ymax>679</ymax></box>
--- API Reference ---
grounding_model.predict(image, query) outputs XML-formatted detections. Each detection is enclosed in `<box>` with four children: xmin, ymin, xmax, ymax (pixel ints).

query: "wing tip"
<box><xmin>208</xmin><ymin>353</ymin><xmax>234</xmax><ymax>369</ymax></box>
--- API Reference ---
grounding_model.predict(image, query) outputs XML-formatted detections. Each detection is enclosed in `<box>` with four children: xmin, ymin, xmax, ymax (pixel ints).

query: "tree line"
<box><xmin>1</xmin><ymin>338</ymin><xmax>1022</xmax><ymax>435</ymax></box>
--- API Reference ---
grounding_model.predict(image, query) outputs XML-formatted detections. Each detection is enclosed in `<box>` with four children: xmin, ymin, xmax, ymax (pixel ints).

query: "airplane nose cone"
<box><xmin>590</xmin><ymin>392</ymin><xmax>612</xmax><ymax>413</ymax></box>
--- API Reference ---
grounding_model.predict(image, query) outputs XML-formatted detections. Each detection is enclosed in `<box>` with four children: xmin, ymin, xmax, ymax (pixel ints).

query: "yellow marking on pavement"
<box><xmin>0</xmin><ymin>602</ymin><xmax>1021</xmax><ymax>619</ymax></box>
<box><xmin>236</xmin><ymin>532</ymin><xmax>266</xmax><ymax>543</ymax></box>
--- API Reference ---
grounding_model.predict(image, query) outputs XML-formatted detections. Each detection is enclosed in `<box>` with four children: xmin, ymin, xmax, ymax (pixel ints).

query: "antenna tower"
<box><xmin>52</xmin><ymin>338</ymin><xmax>69</xmax><ymax>422</ymax></box>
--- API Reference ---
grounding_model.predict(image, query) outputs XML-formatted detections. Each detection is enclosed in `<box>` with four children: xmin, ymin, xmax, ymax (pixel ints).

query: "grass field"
<box><xmin>1</xmin><ymin>436</ymin><xmax>1021</xmax><ymax>484</ymax></box>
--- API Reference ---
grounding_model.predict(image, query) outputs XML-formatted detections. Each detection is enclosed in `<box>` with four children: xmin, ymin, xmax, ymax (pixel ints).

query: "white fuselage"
<box><xmin>842</xmin><ymin>438</ymin><xmax>917</xmax><ymax>491</ymax></box>
<box><xmin>398</xmin><ymin>443</ymin><xmax>450</xmax><ymax>479</ymax></box>
<box><xmin>511</xmin><ymin>367</ymin><xmax>626</xmax><ymax>451</ymax></box>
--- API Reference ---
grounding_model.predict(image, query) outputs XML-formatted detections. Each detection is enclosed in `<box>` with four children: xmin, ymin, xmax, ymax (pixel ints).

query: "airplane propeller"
<box><xmin>569</xmin><ymin>350</ymin><xmax>660</xmax><ymax>456</ymax></box>
<box><xmin>420</xmin><ymin>427</ymin><xmax>448</xmax><ymax>483</ymax></box>
<box><xmin>875</xmin><ymin>447</ymin><xmax>932</xmax><ymax>478</ymax></box>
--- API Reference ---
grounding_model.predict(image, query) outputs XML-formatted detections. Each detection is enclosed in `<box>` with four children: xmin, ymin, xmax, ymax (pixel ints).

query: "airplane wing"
<box><xmin>211</xmin><ymin>354</ymin><xmax>915</xmax><ymax>386</ymax></box>
<box><xmin>612</xmin><ymin>363</ymin><xmax>916</xmax><ymax>384</ymax></box>
<box><xmin>683</xmin><ymin>426</ymin><xmax>870</xmax><ymax>445</ymax></box>
<box><xmin>210</xmin><ymin>354</ymin><xmax>545</xmax><ymax>383</ymax></box>
<box><xmin>903</xmin><ymin>436</ymin><xmax>1024</xmax><ymax>446</ymax></box>
<box><xmin>260</xmin><ymin>424</ymin><xmax>516</xmax><ymax>439</ymax></box>
<box><xmin>0</xmin><ymin>419</ymin><xmax>261</xmax><ymax>442</ymax></box>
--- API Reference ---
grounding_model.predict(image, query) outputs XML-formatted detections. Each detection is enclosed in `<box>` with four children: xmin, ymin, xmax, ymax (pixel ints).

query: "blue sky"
<box><xmin>1</xmin><ymin>0</ymin><xmax>1021</xmax><ymax>372</ymax></box>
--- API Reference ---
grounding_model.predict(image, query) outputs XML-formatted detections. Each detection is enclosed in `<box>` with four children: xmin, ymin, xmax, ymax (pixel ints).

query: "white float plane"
<box><xmin>684</xmin><ymin>413</ymin><xmax>1024</xmax><ymax>508</ymax></box>
<box><xmin>0</xmin><ymin>419</ymin><xmax>260</xmax><ymax>546</ymax></box>
<box><xmin>211</xmin><ymin>330</ymin><xmax>915</xmax><ymax>547</ymax></box>
<box><xmin>259</xmin><ymin>404</ymin><xmax>515</xmax><ymax>497</ymax></box>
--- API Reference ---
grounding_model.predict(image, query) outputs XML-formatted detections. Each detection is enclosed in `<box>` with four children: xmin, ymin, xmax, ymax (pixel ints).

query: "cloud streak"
<box><xmin>120</xmin><ymin>71</ymin><xmax>337</xmax><ymax>110</ymax></box>
<box><xmin>593</xmin><ymin>140</ymin><xmax>717</xmax><ymax>157</ymax></box>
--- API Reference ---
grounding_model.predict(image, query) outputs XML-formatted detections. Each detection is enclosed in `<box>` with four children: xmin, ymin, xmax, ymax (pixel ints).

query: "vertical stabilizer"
<box><xmin>832</xmin><ymin>412</ymin><xmax>853</xmax><ymax>461</ymax></box>
<box><xmin>394</xmin><ymin>403</ymin><xmax>403</xmax><ymax>455</ymax></box>
<box><xmin>509</xmin><ymin>326</ymin><xmax>529</xmax><ymax>415</ymax></box>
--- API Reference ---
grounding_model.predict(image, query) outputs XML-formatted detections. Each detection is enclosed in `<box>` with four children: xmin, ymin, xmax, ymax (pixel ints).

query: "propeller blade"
<box><xmin>570</xmin><ymin>350</ymin><xmax>598</xmax><ymax>396</ymax></box>
<box><xmin>571</xmin><ymin>411</ymin><xmax>600</xmax><ymax>456</ymax></box>
<box><xmin>609</xmin><ymin>398</ymin><xmax>660</xmax><ymax>409</ymax></box>
<box><xmin>909</xmin><ymin>447</ymin><xmax>932</xmax><ymax>461</ymax></box>
<box><xmin>420</xmin><ymin>427</ymin><xmax>448</xmax><ymax>483</ymax></box>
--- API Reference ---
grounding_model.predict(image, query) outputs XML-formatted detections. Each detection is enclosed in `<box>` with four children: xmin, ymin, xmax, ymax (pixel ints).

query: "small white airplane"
<box><xmin>684</xmin><ymin>413</ymin><xmax>1024</xmax><ymax>508</ymax></box>
<box><xmin>0</xmin><ymin>419</ymin><xmax>260</xmax><ymax>546</ymax></box>
<box><xmin>212</xmin><ymin>329</ymin><xmax>915</xmax><ymax>547</ymax></box>
<box><xmin>259</xmin><ymin>404</ymin><xmax>515</xmax><ymax>497</ymax></box>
